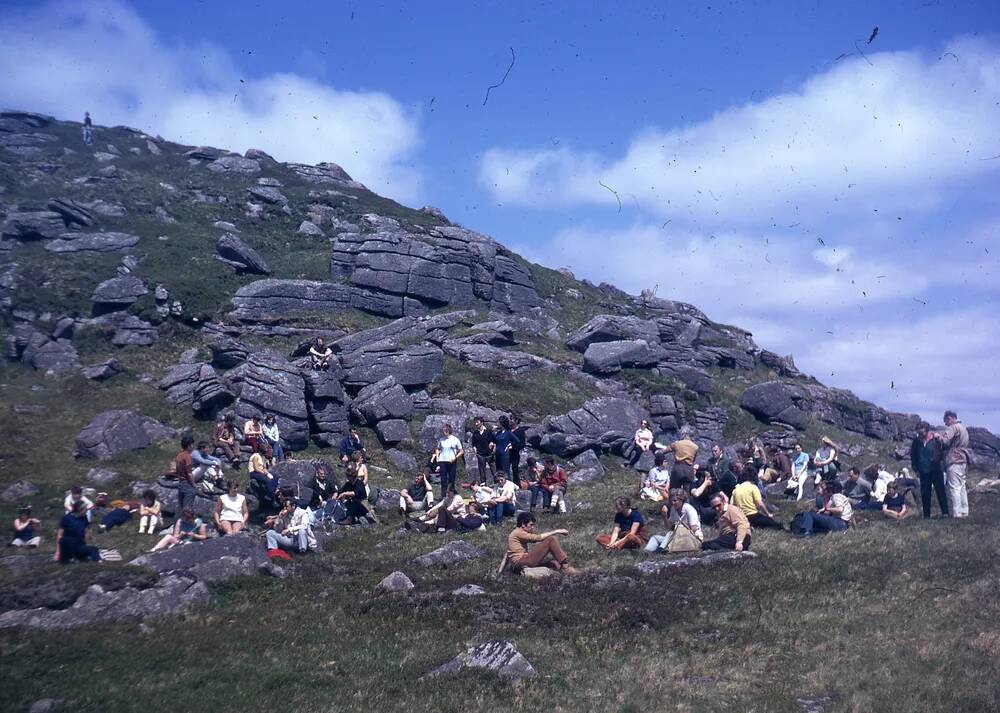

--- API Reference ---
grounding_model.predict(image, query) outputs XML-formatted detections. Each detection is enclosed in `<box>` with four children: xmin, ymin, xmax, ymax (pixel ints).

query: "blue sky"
<box><xmin>2</xmin><ymin>0</ymin><xmax>999</xmax><ymax>431</ymax></box>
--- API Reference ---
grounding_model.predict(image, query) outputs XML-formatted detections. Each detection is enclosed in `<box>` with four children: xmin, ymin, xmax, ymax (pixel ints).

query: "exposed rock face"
<box><xmin>423</xmin><ymin>640</ymin><xmax>536</xmax><ymax>680</ymax></box>
<box><xmin>386</xmin><ymin>448</ymin><xmax>418</xmax><ymax>471</ymax></box>
<box><xmin>329</xmin><ymin>215</ymin><xmax>542</xmax><ymax>317</ymax></box>
<box><xmin>6</xmin><ymin>324</ymin><xmax>80</xmax><ymax>372</ymax></box>
<box><xmin>87</xmin><ymin>313</ymin><xmax>158</xmax><ymax>347</ymax></box>
<box><xmin>44</xmin><ymin>232</ymin><xmax>139</xmax><ymax>253</ymax></box>
<box><xmin>443</xmin><ymin>341</ymin><xmax>557</xmax><ymax>374</ymax></box>
<box><xmin>47</xmin><ymin>198</ymin><xmax>96</xmax><ymax>227</ymax></box>
<box><xmin>375</xmin><ymin>419</ymin><xmax>410</xmax><ymax>445</ymax></box>
<box><xmin>91</xmin><ymin>275</ymin><xmax>147</xmax><ymax>309</ymax></box>
<box><xmin>207</xmin><ymin>155</ymin><xmax>260</xmax><ymax>174</ymax></box>
<box><xmin>75</xmin><ymin>410</ymin><xmax>175</xmax><ymax>459</ymax></box>
<box><xmin>413</xmin><ymin>540</ymin><xmax>487</xmax><ymax>567</ymax></box>
<box><xmin>635</xmin><ymin>550</ymin><xmax>757</xmax><ymax>576</ymax></box>
<box><xmin>567</xmin><ymin>315</ymin><xmax>660</xmax><ymax>352</ymax></box>
<box><xmin>341</xmin><ymin>343</ymin><xmax>444</xmax><ymax>390</ymax></box>
<box><xmin>1</xmin><ymin>480</ymin><xmax>39</xmax><ymax>502</ymax></box>
<box><xmin>1</xmin><ymin>210</ymin><xmax>66</xmax><ymax>240</ymax></box>
<box><xmin>81</xmin><ymin>359</ymin><xmax>122</xmax><ymax>381</ymax></box>
<box><xmin>216</xmin><ymin>234</ymin><xmax>271</xmax><ymax>275</ymax></box>
<box><xmin>208</xmin><ymin>336</ymin><xmax>251</xmax><ymax>368</ymax></box>
<box><xmin>235</xmin><ymin>351</ymin><xmax>309</xmax><ymax>449</ymax></box>
<box><xmin>969</xmin><ymin>427</ymin><xmax>1000</xmax><ymax>471</ymax></box>
<box><xmin>231</xmin><ymin>279</ymin><xmax>350</xmax><ymax>321</ymax></box>
<box><xmin>538</xmin><ymin>397</ymin><xmax>650</xmax><ymax>457</ymax></box>
<box><xmin>131</xmin><ymin>533</ymin><xmax>268</xmax><ymax>575</ymax></box>
<box><xmin>583</xmin><ymin>339</ymin><xmax>662</xmax><ymax>375</ymax></box>
<box><xmin>303</xmin><ymin>368</ymin><xmax>350</xmax><ymax>446</ymax></box>
<box><xmin>740</xmin><ymin>381</ymin><xmax>809</xmax><ymax>430</ymax></box>
<box><xmin>350</xmin><ymin>376</ymin><xmax>413</xmax><ymax>425</ymax></box>
<box><xmin>568</xmin><ymin>449</ymin><xmax>606</xmax><ymax>485</ymax></box>
<box><xmin>159</xmin><ymin>362</ymin><xmax>234</xmax><ymax>415</ymax></box>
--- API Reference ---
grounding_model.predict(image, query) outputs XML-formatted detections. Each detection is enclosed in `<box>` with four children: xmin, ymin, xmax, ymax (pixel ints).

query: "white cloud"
<box><xmin>0</xmin><ymin>0</ymin><xmax>423</xmax><ymax>203</ymax></box>
<box><xmin>481</xmin><ymin>37</ymin><xmax>1000</xmax><ymax>227</ymax></box>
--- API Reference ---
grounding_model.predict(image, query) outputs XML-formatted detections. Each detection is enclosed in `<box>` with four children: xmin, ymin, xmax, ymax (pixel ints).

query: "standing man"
<box><xmin>660</xmin><ymin>436</ymin><xmax>699</xmax><ymax>491</ymax></box>
<box><xmin>937</xmin><ymin>410</ymin><xmax>971</xmax><ymax>518</ymax></box>
<box><xmin>493</xmin><ymin>415</ymin><xmax>521</xmax><ymax>478</ymax></box>
<box><xmin>510</xmin><ymin>416</ymin><xmax>528</xmax><ymax>481</ymax></box>
<box><xmin>433</xmin><ymin>423</ymin><xmax>464</xmax><ymax>499</ymax></box>
<box><xmin>910</xmin><ymin>422</ymin><xmax>948</xmax><ymax>518</ymax></box>
<box><xmin>175</xmin><ymin>435</ymin><xmax>197</xmax><ymax>515</ymax></box>
<box><xmin>470</xmin><ymin>417</ymin><xmax>496</xmax><ymax>485</ymax></box>
<box><xmin>83</xmin><ymin>111</ymin><xmax>93</xmax><ymax>145</ymax></box>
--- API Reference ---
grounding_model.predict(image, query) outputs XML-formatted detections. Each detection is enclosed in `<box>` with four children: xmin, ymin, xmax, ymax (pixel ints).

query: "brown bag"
<box><xmin>667</xmin><ymin>525</ymin><xmax>701</xmax><ymax>554</ymax></box>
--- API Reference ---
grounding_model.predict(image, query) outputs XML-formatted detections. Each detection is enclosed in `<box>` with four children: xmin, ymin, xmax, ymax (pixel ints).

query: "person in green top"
<box><xmin>150</xmin><ymin>508</ymin><xmax>207</xmax><ymax>552</ymax></box>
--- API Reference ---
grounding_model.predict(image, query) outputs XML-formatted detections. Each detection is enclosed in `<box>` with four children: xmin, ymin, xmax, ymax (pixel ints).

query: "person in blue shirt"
<box><xmin>339</xmin><ymin>428</ymin><xmax>365</xmax><ymax>465</ymax></box>
<box><xmin>595</xmin><ymin>497</ymin><xmax>648</xmax><ymax>550</ymax></box>
<box><xmin>55</xmin><ymin>500</ymin><xmax>100</xmax><ymax>563</ymax></box>
<box><xmin>493</xmin><ymin>415</ymin><xmax>522</xmax><ymax>477</ymax></box>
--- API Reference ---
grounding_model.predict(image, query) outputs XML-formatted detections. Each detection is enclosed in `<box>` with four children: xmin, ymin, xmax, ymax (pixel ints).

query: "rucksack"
<box><xmin>667</xmin><ymin>525</ymin><xmax>702</xmax><ymax>554</ymax></box>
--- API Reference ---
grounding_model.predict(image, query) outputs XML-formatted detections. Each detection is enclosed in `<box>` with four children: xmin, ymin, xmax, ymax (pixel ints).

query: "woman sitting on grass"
<box><xmin>55</xmin><ymin>500</ymin><xmax>100</xmax><ymax>563</ymax></box>
<box><xmin>11</xmin><ymin>507</ymin><xmax>42</xmax><ymax>548</ymax></box>
<box><xmin>150</xmin><ymin>509</ymin><xmax>207</xmax><ymax>552</ymax></box>
<box><xmin>596</xmin><ymin>497</ymin><xmax>648</xmax><ymax>550</ymax></box>
<box><xmin>137</xmin><ymin>490</ymin><xmax>161</xmax><ymax>535</ymax></box>
<box><xmin>881</xmin><ymin>481</ymin><xmax>909</xmax><ymax>521</ymax></box>
<box><xmin>214</xmin><ymin>481</ymin><xmax>249</xmax><ymax>535</ymax></box>
<box><xmin>645</xmin><ymin>489</ymin><xmax>703</xmax><ymax>552</ymax></box>
<box><xmin>796</xmin><ymin>481</ymin><xmax>852</xmax><ymax>537</ymax></box>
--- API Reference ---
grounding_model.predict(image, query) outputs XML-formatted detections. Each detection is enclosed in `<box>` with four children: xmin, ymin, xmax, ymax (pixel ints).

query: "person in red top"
<box><xmin>530</xmin><ymin>457</ymin><xmax>568</xmax><ymax>513</ymax></box>
<box><xmin>175</xmin><ymin>436</ymin><xmax>196</xmax><ymax>514</ymax></box>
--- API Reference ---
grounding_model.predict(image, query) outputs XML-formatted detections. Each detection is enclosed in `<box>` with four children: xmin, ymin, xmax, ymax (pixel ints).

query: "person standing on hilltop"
<box><xmin>83</xmin><ymin>111</ymin><xmax>93</xmax><ymax>145</ymax></box>
<box><xmin>910</xmin><ymin>422</ymin><xmax>948</xmax><ymax>518</ymax></box>
<box><xmin>936</xmin><ymin>410</ymin><xmax>971</xmax><ymax>518</ymax></box>
<box><xmin>433</xmin><ymin>423</ymin><xmax>464</xmax><ymax>498</ymax></box>
<box><xmin>492</xmin><ymin>415</ymin><xmax>521</xmax><ymax>478</ymax></box>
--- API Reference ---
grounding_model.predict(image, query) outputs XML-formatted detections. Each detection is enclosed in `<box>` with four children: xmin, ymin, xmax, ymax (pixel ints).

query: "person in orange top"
<box><xmin>506</xmin><ymin>512</ymin><xmax>576</xmax><ymax>574</ymax></box>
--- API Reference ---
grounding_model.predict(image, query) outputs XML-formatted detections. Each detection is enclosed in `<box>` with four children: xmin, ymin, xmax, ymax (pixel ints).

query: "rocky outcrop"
<box><xmin>230</xmin><ymin>279</ymin><xmax>350</xmax><ymax>321</ymax></box>
<box><xmin>75</xmin><ymin>410</ymin><xmax>176</xmax><ymax>459</ymax></box>
<box><xmin>44</xmin><ymin>232</ymin><xmax>139</xmax><ymax>253</ymax></box>
<box><xmin>413</xmin><ymin>540</ymin><xmax>487</xmax><ymax>568</ymax></box>
<box><xmin>1</xmin><ymin>210</ymin><xmax>66</xmax><ymax>241</ymax></box>
<box><xmin>131</xmin><ymin>533</ymin><xmax>268</xmax><ymax>576</ymax></box>
<box><xmin>583</xmin><ymin>339</ymin><xmax>662</xmax><ymax>375</ymax></box>
<box><xmin>216</xmin><ymin>234</ymin><xmax>271</xmax><ymax>275</ymax></box>
<box><xmin>159</xmin><ymin>362</ymin><xmax>234</xmax><ymax>415</ymax></box>
<box><xmin>5</xmin><ymin>324</ymin><xmax>79</xmax><ymax>373</ymax></box>
<box><xmin>207</xmin><ymin>155</ymin><xmax>260</xmax><ymax>175</ymax></box>
<box><xmin>423</xmin><ymin>640</ymin><xmax>536</xmax><ymax>680</ymax></box>
<box><xmin>340</xmin><ymin>343</ymin><xmax>444</xmax><ymax>390</ymax></box>
<box><xmin>235</xmin><ymin>351</ymin><xmax>309</xmax><ymax>449</ymax></box>
<box><xmin>87</xmin><ymin>313</ymin><xmax>158</xmax><ymax>347</ymax></box>
<box><xmin>91</xmin><ymin>275</ymin><xmax>147</xmax><ymax>310</ymax></box>
<box><xmin>81</xmin><ymin>359</ymin><xmax>122</xmax><ymax>381</ymax></box>
<box><xmin>537</xmin><ymin>397</ymin><xmax>650</xmax><ymax>457</ymax></box>
<box><xmin>350</xmin><ymin>376</ymin><xmax>413</xmax><ymax>425</ymax></box>
<box><xmin>303</xmin><ymin>368</ymin><xmax>350</xmax><ymax>447</ymax></box>
<box><xmin>566</xmin><ymin>315</ymin><xmax>660</xmax><ymax>352</ymax></box>
<box><xmin>442</xmin><ymin>341</ymin><xmax>557</xmax><ymax>375</ymax></box>
<box><xmin>374</xmin><ymin>571</ymin><xmax>414</xmax><ymax>595</ymax></box>
<box><xmin>46</xmin><ymin>198</ymin><xmax>96</xmax><ymax>228</ymax></box>
<box><xmin>740</xmin><ymin>381</ymin><xmax>810</xmax><ymax>430</ymax></box>
<box><xmin>635</xmin><ymin>550</ymin><xmax>757</xmax><ymax>576</ymax></box>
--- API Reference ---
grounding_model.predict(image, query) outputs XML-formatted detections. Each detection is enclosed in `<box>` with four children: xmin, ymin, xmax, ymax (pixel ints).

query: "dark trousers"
<box><xmin>702</xmin><ymin>532</ymin><xmax>751</xmax><ymax>551</ymax></box>
<box><xmin>800</xmin><ymin>512</ymin><xmax>848</xmax><ymax>535</ymax></box>
<box><xmin>59</xmin><ymin>541</ymin><xmax>100</xmax><ymax>563</ymax></box>
<box><xmin>510</xmin><ymin>449</ymin><xmax>522</xmax><ymax>480</ymax></box>
<box><xmin>177</xmin><ymin>485</ymin><xmax>197</xmax><ymax>514</ymax></box>
<box><xmin>695</xmin><ymin>504</ymin><xmax>718</xmax><ymax>526</ymax></box>
<box><xmin>475</xmin><ymin>453</ymin><xmax>495</xmax><ymax>484</ymax></box>
<box><xmin>488</xmin><ymin>501</ymin><xmax>515</xmax><ymax>525</ymax></box>
<box><xmin>748</xmin><ymin>512</ymin><xmax>783</xmax><ymax>530</ymax></box>
<box><xmin>670</xmin><ymin>462</ymin><xmax>695</xmax><ymax>490</ymax></box>
<box><xmin>919</xmin><ymin>469</ymin><xmax>949</xmax><ymax>518</ymax></box>
<box><xmin>438</xmin><ymin>461</ymin><xmax>458</xmax><ymax>498</ymax></box>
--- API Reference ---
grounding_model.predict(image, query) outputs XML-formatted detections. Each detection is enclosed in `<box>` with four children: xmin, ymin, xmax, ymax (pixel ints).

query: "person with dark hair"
<box><xmin>708</xmin><ymin>444</ymin><xmax>736</xmax><ymax>496</ymax></box>
<box><xmin>530</xmin><ymin>457</ymin><xmax>568</xmax><ymax>512</ymax></box>
<box><xmin>813</xmin><ymin>437</ymin><xmax>839</xmax><ymax>483</ymax></box>
<box><xmin>264</xmin><ymin>497</ymin><xmax>315</xmax><ymax>553</ymax></box>
<box><xmin>55</xmin><ymin>500</ymin><xmax>100</xmax><ymax>562</ymax></box>
<box><xmin>506</xmin><ymin>512</ymin><xmax>576</xmax><ymax>574</ymax></box>
<box><xmin>213</xmin><ymin>413</ymin><xmax>241</xmax><ymax>467</ymax></box>
<box><xmin>308</xmin><ymin>465</ymin><xmax>340</xmax><ymax>522</ymax></box>
<box><xmin>487</xmin><ymin>472</ymin><xmax>519</xmax><ymax>525</ymax></box>
<box><xmin>63</xmin><ymin>485</ymin><xmax>95</xmax><ymax>522</ymax></box>
<box><xmin>843</xmin><ymin>467</ymin><xmax>879</xmax><ymax>510</ymax></box>
<box><xmin>175</xmin><ymin>435</ymin><xmax>197</xmax><ymax>513</ymax></box>
<box><xmin>262</xmin><ymin>414</ymin><xmax>285</xmax><ymax>463</ymax></box>
<box><xmin>629</xmin><ymin>419</ymin><xmax>654</xmax><ymax>467</ymax></box>
<box><xmin>150</xmin><ymin>508</ymin><xmax>207</xmax><ymax>552</ymax></box>
<box><xmin>882</xmin><ymin>481</ymin><xmax>909</xmax><ymax>520</ymax></box>
<box><xmin>492</xmin><ymin>416</ymin><xmax>521</xmax><ymax>478</ymax></box>
<box><xmin>336</xmin><ymin>466</ymin><xmax>376</xmax><ymax>524</ymax></box>
<box><xmin>309</xmin><ymin>336</ymin><xmax>332</xmax><ymax>370</ymax></box>
<box><xmin>640</xmin><ymin>453</ymin><xmax>671</xmax><ymax>502</ymax></box>
<box><xmin>596</xmin><ymin>497</ymin><xmax>648</xmax><ymax>550</ymax></box>
<box><xmin>214</xmin><ymin>481</ymin><xmax>249</xmax><ymax>535</ymax></box>
<box><xmin>936</xmin><ymin>410</ymin><xmax>971</xmax><ymax>518</ymax></box>
<box><xmin>192</xmin><ymin>441</ymin><xmax>224</xmax><ymax>492</ymax></box>
<box><xmin>249</xmin><ymin>440</ymin><xmax>278</xmax><ymax>510</ymax></box>
<box><xmin>645</xmin><ymin>489</ymin><xmax>703</xmax><ymax>552</ymax></box>
<box><xmin>433</xmin><ymin>423</ymin><xmax>464</xmax><ymax>498</ymax></box>
<box><xmin>11</xmin><ymin>507</ymin><xmax>41</xmax><ymax>547</ymax></box>
<box><xmin>762</xmin><ymin>446</ymin><xmax>792</xmax><ymax>485</ymax></box>
<box><xmin>911</xmin><ymin>422</ymin><xmax>948</xmax><ymax>518</ymax></box>
<box><xmin>660</xmin><ymin>437</ymin><xmax>699</xmax><ymax>490</ymax></box>
<box><xmin>82</xmin><ymin>111</ymin><xmax>93</xmax><ymax>144</ymax></box>
<box><xmin>796</xmin><ymin>481</ymin><xmax>852</xmax><ymax>536</ymax></box>
<box><xmin>732</xmin><ymin>471</ymin><xmax>784</xmax><ymax>530</ymax></box>
<box><xmin>786</xmin><ymin>444</ymin><xmax>810</xmax><ymax>501</ymax></box>
<box><xmin>470</xmin><ymin>417</ymin><xmax>496</xmax><ymax>485</ymax></box>
<box><xmin>339</xmin><ymin>427</ymin><xmax>365</xmax><ymax>464</ymax></box>
<box><xmin>399</xmin><ymin>472</ymin><xmax>434</xmax><ymax>515</ymax></box>
<box><xmin>137</xmin><ymin>490</ymin><xmax>161</xmax><ymax>534</ymax></box>
<box><xmin>510</xmin><ymin>416</ymin><xmax>528</xmax><ymax>481</ymax></box>
<box><xmin>243</xmin><ymin>414</ymin><xmax>267</xmax><ymax>456</ymax></box>
<box><xmin>701</xmin><ymin>494</ymin><xmax>751</xmax><ymax>552</ymax></box>
<box><xmin>421</xmin><ymin>488</ymin><xmax>485</xmax><ymax>533</ymax></box>
<box><xmin>690</xmin><ymin>468</ymin><xmax>723</xmax><ymax>526</ymax></box>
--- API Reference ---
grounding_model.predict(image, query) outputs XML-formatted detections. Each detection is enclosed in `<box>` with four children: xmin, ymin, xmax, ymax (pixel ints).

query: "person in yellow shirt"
<box><xmin>731</xmin><ymin>472</ymin><xmax>784</xmax><ymax>530</ymax></box>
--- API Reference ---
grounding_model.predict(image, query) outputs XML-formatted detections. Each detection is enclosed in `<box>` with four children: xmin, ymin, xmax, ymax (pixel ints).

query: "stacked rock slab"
<box><xmin>235</xmin><ymin>351</ymin><xmax>309</xmax><ymax>449</ymax></box>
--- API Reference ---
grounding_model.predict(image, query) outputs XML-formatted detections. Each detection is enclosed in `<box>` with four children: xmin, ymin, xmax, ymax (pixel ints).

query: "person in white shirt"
<box><xmin>629</xmin><ymin>419</ymin><xmax>655</xmax><ymax>467</ymax></box>
<box><xmin>432</xmin><ymin>423</ymin><xmax>464</xmax><ymax>499</ymax></box>
<box><xmin>640</xmin><ymin>453</ymin><xmax>671</xmax><ymax>501</ymax></box>
<box><xmin>262</xmin><ymin>414</ymin><xmax>285</xmax><ymax>463</ymax></box>
<box><xmin>64</xmin><ymin>486</ymin><xmax>95</xmax><ymax>523</ymax></box>
<box><xmin>797</xmin><ymin>481</ymin><xmax>852</xmax><ymax>536</ymax></box>
<box><xmin>213</xmin><ymin>481</ymin><xmax>249</xmax><ymax>535</ymax></box>
<box><xmin>645</xmin><ymin>488</ymin><xmax>704</xmax><ymax>551</ymax></box>
<box><xmin>487</xmin><ymin>472</ymin><xmax>519</xmax><ymax>525</ymax></box>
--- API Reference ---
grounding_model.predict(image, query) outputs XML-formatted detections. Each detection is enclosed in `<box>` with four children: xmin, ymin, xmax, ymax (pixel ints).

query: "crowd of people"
<box><xmin>9</xmin><ymin>404</ymin><xmax>975</xmax><ymax>570</ymax></box>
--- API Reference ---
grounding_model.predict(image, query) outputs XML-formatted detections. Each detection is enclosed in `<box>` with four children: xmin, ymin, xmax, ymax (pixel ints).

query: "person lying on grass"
<box><xmin>645</xmin><ymin>488</ymin><xmax>703</xmax><ymax>552</ymax></box>
<box><xmin>701</xmin><ymin>494</ymin><xmax>752</xmax><ymax>552</ymax></box>
<box><xmin>506</xmin><ymin>512</ymin><xmax>577</xmax><ymax>574</ymax></box>
<box><xmin>882</xmin><ymin>481</ymin><xmax>909</xmax><ymax>521</ymax></box>
<box><xmin>413</xmin><ymin>489</ymin><xmax>485</xmax><ymax>533</ymax></box>
<box><xmin>150</xmin><ymin>508</ymin><xmax>207</xmax><ymax>552</ymax></box>
<box><xmin>596</xmin><ymin>497</ymin><xmax>648</xmax><ymax>550</ymax></box>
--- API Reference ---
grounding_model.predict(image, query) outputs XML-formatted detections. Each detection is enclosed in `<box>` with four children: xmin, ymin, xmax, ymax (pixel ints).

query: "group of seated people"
<box><xmin>208</xmin><ymin>412</ymin><xmax>286</xmax><ymax>470</ymax></box>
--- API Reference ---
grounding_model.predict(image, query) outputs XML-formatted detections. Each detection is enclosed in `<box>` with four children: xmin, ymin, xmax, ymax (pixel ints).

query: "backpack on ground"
<box><xmin>667</xmin><ymin>525</ymin><xmax>701</xmax><ymax>554</ymax></box>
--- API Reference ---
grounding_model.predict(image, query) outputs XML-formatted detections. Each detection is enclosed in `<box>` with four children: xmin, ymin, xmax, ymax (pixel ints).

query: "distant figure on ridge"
<box><xmin>83</xmin><ymin>111</ymin><xmax>93</xmax><ymax>145</ymax></box>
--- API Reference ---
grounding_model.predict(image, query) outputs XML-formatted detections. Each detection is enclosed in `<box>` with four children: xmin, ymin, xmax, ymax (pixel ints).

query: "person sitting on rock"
<box><xmin>487</xmin><ymin>472</ymin><xmax>519</xmax><ymax>526</ymax></box>
<box><xmin>339</xmin><ymin>427</ymin><xmax>365</xmax><ymax>465</ymax></box>
<box><xmin>881</xmin><ymin>481</ymin><xmax>909</xmax><ymax>520</ymax></box>
<box><xmin>265</xmin><ymin>498</ymin><xmax>316</xmax><ymax>553</ymax></box>
<box><xmin>192</xmin><ymin>441</ymin><xmax>225</xmax><ymax>493</ymax></box>
<box><xmin>214</xmin><ymin>480</ymin><xmax>249</xmax><ymax>535</ymax></box>
<box><xmin>11</xmin><ymin>507</ymin><xmax>42</xmax><ymax>548</ymax></box>
<box><xmin>243</xmin><ymin>414</ymin><xmax>268</xmax><ymax>456</ymax></box>
<box><xmin>506</xmin><ymin>511</ymin><xmax>577</xmax><ymax>574</ymax></box>
<box><xmin>785</xmin><ymin>444</ymin><xmax>810</xmax><ymax>501</ymax></box>
<box><xmin>55</xmin><ymin>500</ymin><xmax>100</xmax><ymax>562</ymax></box>
<box><xmin>762</xmin><ymin>446</ymin><xmax>792</xmax><ymax>485</ymax></box>
<box><xmin>150</xmin><ymin>508</ymin><xmax>207</xmax><ymax>552</ymax></box>
<box><xmin>309</xmin><ymin>465</ymin><xmax>339</xmax><ymax>521</ymax></box>
<box><xmin>732</xmin><ymin>471</ymin><xmax>784</xmax><ymax>530</ymax></box>
<box><xmin>213</xmin><ymin>413</ymin><xmax>241</xmax><ymax>467</ymax></box>
<box><xmin>813</xmin><ymin>437</ymin><xmax>839</xmax><ymax>484</ymax></box>
<box><xmin>530</xmin><ymin>457</ymin><xmax>568</xmax><ymax>512</ymax></box>
<box><xmin>137</xmin><ymin>490</ymin><xmax>161</xmax><ymax>535</ymax></box>
<box><xmin>629</xmin><ymin>419</ymin><xmax>655</xmax><ymax>467</ymax></box>
<box><xmin>640</xmin><ymin>453</ymin><xmax>672</xmax><ymax>502</ymax></box>
<box><xmin>701</xmin><ymin>494</ymin><xmax>752</xmax><ymax>552</ymax></box>
<box><xmin>63</xmin><ymin>485</ymin><xmax>95</xmax><ymax>523</ymax></box>
<box><xmin>400</xmin><ymin>472</ymin><xmax>435</xmax><ymax>515</ymax></box>
<box><xmin>249</xmin><ymin>441</ymin><xmax>278</xmax><ymax>509</ymax></box>
<box><xmin>309</xmin><ymin>336</ymin><xmax>332</xmax><ymax>370</ymax></box>
<box><xmin>521</xmin><ymin>456</ymin><xmax>544</xmax><ymax>490</ymax></box>
<box><xmin>645</xmin><ymin>488</ymin><xmax>704</xmax><ymax>552</ymax></box>
<box><xmin>659</xmin><ymin>437</ymin><xmax>699</xmax><ymax>491</ymax></box>
<box><xmin>262</xmin><ymin>414</ymin><xmax>284</xmax><ymax>463</ymax></box>
<box><xmin>336</xmin><ymin>466</ymin><xmax>376</xmax><ymax>525</ymax></box>
<box><xmin>596</xmin><ymin>497</ymin><xmax>648</xmax><ymax>550</ymax></box>
<box><xmin>796</xmin><ymin>481</ymin><xmax>853</xmax><ymax>536</ymax></box>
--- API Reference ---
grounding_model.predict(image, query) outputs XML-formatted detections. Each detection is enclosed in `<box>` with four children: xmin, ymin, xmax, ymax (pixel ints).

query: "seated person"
<box><xmin>339</xmin><ymin>427</ymin><xmax>365</xmax><ymax>465</ymax></box>
<box><xmin>645</xmin><ymin>488</ymin><xmax>704</xmax><ymax>551</ymax></box>
<box><xmin>762</xmin><ymin>446</ymin><xmax>792</xmax><ymax>484</ymax></box>
<box><xmin>137</xmin><ymin>490</ymin><xmax>162</xmax><ymax>535</ymax></box>
<box><xmin>55</xmin><ymin>500</ymin><xmax>100</xmax><ymax>562</ymax></box>
<box><xmin>521</xmin><ymin>456</ymin><xmax>545</xmax><ymax>490</ymax></box>
<box><xmin>214</xmin><ymin>481</ymin><xmax>249</xmax><ymax>535</ymax></box>
<box><xmin>192</xmin><ymin>441</ymin><xmax>225</xmax><ymax>492</ymax></box>
<box><xmin>309</xmin><ymin>337</ymin><xmax>332</xmax><ymax>370</ymax></box>
<box><xmin>243</xmin><ymin>414</ymin><xmax>268</xmax><ymax>455</ymax></box>
<box><xmin>99</xmin><ymin>498</ymin><xmax>138</xmax><ymax>531</ymax></box>
<box><xmin>265</xmin><ymin>498</ymin><xmax>316</xmax><ymax>553</ymax></box>
<box><xmin>843</xmin><ymin>467</ymin><xmax>880</xmax><ymax>510</ymax></box>
<box><xmin>150</xmin><ymin>509</ymin><xmax>207</xmax><ymax>552</ymax></box>
<box><xmin>506</xmin><ymin>512</ymin><xmax>576</xmax><ymax>574</ymax></box>
<box><xmin>797</xmin><ymin>481</ymin><xmax>853</xmax><ymax>536</ymax></box>
<box><xmin>530</xmin><ymin>457</ymin><xmax>568</xmax><ymax>512</ymax></box>
<box><xmin>640</xmin><ymin>454</ymin><xmax>672</xmax><ymax>502</ymax></box>
<box><xmin>690</xmin><ymin>470</ymin><xmax>724</xmax><ymax>526</ymax></box>
<box><xmin>487</xmin><ymin>473</ymin><xmax>519</xmax><ymax>526</ymax></box>
<box><xmin>336</xmin><ymin>467</ymin><xmax>376</xmax><ymax>524</ymax></box>
<box><xmin>785</xmin><ymin>444</ymin><xmax>810</xmax><ymax>501</ymax></box>
<box><xmin>701</xmin><ymin>494</ymin><xmax>752</xmax><ymax>552</ymax></box>
<box><xmin>882</xmin><ymin>481</ymin><xmax>909</xmax><ymax>520</ymax></box>
<box><xmin>262</xmin><ymin>414</ymin><xmax>285</xmax><ymax>463</ymax></box>
<box><xmin>11</xmin><ymin>507</ymin><xmax>42</xmax><ymax>547</ymax></box>
<box><xmin>629</xmin><ymin>420</ymin><xmax>654</xmax><ymax>466</ymax></box>
<box><xmin>417</xmin><ymin>487</ymin><xmax>467</xmax><ymax>527</ymax></box>
<box><xmin>399</xmin><ymin>473</ymin><xmax>435</xmax><ymax>515</ymax></box>
<box><xmin>213</xmin><ymin>414</ymin><xmax>241</xmax><ymax>467</ymax></box>
<box><xmin>813</xmin><ymin>437</ymin><xmax>839</xmax><ymax>483</ymax></box>
<box><xmin>63</xmin><ymin>485</ymin><xmax>95</xmax><ymax>522</ymax></box>
<box><xmin>423</xmin><ymin>490</ymin><xmax>485</xmax><ymax>533</ymax></box>
<box><xmin>596</xmin><ymin>497</ymin><xmax>648</xmax><ymax>550</ymax></box>
<box><xmin>248</xmin><ymin>442</ymin><xmax>278</xmax><ymax>509</ymax></box>
<box><xmin>309</xmin><ymin>466</ymin><xmax>340</xmax><ymax>521</ymax></box>
<box><xmin>732</xmin><ymin>472</ymin><xmax>784</xmax><ymax>530</ymax></box>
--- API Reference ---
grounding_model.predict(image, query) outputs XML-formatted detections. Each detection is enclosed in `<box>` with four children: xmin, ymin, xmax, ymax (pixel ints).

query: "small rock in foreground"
<box><xmin>422</xmin><ymin>640</ymin><xmax>536</xmax><ymax>680</ymax></box>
